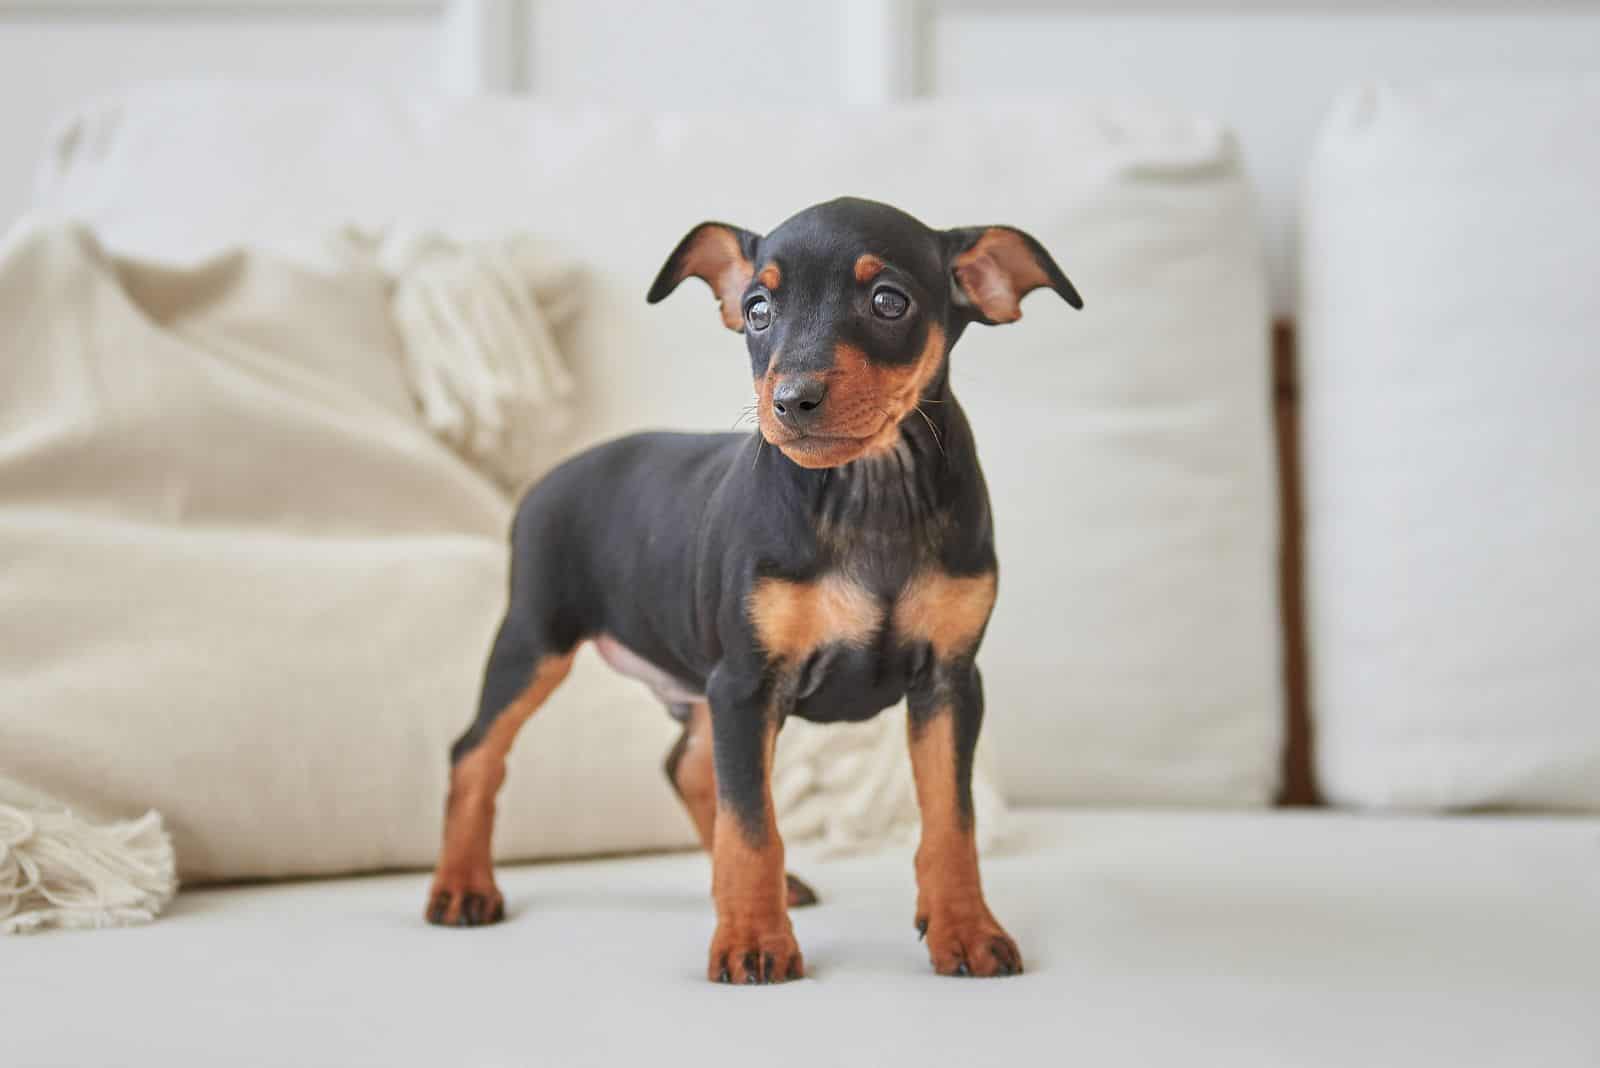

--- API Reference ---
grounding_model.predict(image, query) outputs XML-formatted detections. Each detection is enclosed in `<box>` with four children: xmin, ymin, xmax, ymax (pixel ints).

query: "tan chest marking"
<box><xmin>748</xmin><ymin>573</ymin><xmax>882</xmax><ymax>661</ymax></box>
<box><xmin>893</xmin><ymin>572</ymin><xmax>997</xmax><ymax>659</ymax></box>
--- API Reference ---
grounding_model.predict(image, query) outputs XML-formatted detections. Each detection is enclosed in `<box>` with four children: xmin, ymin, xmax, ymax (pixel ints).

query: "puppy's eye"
<box><xmin>871</xmin><ymin>287</ymin><xmax>909</xmax><ymax>320</ymax></box>
<box><xmin>746</xmin><ymin>297</ymin><xmax>771</xmax><ymax>331</ymax></box>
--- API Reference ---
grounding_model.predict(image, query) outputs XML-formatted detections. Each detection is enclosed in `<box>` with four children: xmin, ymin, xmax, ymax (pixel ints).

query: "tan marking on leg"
<box><xmin>758</xmin><ymin>261</ymin><xmax>781</xmax><ymax>290</ymax></box>
<box><xmin>908</xmin><ymin>708</ymin><xmax>1022</xmax><ymax>977</ymax></box>
<box><xmin>426</xmin><ymin>651</ymin><xmax>575</xmax><ymax>926</ymax></box>
<box><xmin>707</xmin><ymin>716</ymin><xmax>803</xmax><ymax>982</ymax></box>
<box><xmin>853</xmin><ymin>253</ymin><xmax>885</xmax><ymax>284</ymax></box>
<box><xmin>670</xmin><ymin>701</ymin><xmax>819</xmax><ymax>910</ymax></box>
<box><xmin>671</xmin><ymin>701</ymin><xmax>718</xmax><ymax>852</ymax></box>
<box><xmin>747</xmin><ymin>573</ymin><xmax>882</xmax><ymax>661</ymax></box>
<box><xmin>894</xmin><ymin>571</ymin><xmax>998</xmax><ymax>659</ymax></box>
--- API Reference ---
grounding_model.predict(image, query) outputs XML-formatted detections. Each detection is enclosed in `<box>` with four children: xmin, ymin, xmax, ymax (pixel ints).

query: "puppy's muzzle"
<box><xmin>770</xmin><ymin>375</ymin><xmax>828</xmax><ymax>432</ymax></box>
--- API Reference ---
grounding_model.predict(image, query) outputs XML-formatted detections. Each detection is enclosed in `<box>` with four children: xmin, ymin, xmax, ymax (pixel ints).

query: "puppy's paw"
<box><xmin>708</xmin><ymin>922</ymin><xmax>805</xmax><ymax>984</ymax></box>
<box><xmin>917</xmin><ymin>909</ymin><xmax>1023</xmax><ymax>978</ymax></box>
<box><xmin>425</xmin><ymin>867</ymin><xmax>504</xmax><ymax>928</ymax></box>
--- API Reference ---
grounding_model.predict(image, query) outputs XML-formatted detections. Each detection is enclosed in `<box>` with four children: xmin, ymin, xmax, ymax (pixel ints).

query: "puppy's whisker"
<box><xmin>915</xmin><ymin>404</ymin><xmax>946</xmax><ymax>458</ymax></box>
<box><xmin>732</xmin><ymin>402</ymin><xmax>759</xmax><ymax>430</ymax></box>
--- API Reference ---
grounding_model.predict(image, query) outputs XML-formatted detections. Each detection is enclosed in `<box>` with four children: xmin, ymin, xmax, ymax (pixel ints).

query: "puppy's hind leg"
<box><xmin>663</xmin><ymin>699</ymin><xmax>818</xmax><ymax>909</ymax></box>
<box><xmin>426</xmin><ymin>614</ymin><xmax>576</xmax><ymax>927</ymax></box>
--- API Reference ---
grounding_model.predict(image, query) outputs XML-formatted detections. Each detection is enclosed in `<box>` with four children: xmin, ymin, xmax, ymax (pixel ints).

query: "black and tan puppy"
<box><xmin>426</xmin><ymin>197</ymin><xmax>1080</xmax><ymax>983</ymax></box>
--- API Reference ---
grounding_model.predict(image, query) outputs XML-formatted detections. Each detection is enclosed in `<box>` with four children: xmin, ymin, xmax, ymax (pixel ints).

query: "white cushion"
<box><xmin>1301</xmin><ymin>79</ymin><xmax>1600</xmax><ymax>809</ymax></box>
<box><xmin>5</xmin><ymin>808</ymin><xmax>1597</xmax><ymax>1066</ymax></box>
<box><xmin>34</xmin><ymin>86</ymin><xmax>1282</xmax><ymax>806</ymax></box>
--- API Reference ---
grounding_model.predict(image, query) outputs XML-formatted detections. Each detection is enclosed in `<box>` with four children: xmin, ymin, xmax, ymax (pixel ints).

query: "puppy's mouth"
<box><xmin>761</xmin><ymin>417</ymin><xmax>897</xmax><ymax>469</ymax></box>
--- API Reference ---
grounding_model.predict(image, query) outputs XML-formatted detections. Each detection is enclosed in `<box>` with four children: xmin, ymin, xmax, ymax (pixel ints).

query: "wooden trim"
<box><xmin>1272</xmin><ymin>319</ymin><xmax>1319</xmax><ymax>806</ymax></box>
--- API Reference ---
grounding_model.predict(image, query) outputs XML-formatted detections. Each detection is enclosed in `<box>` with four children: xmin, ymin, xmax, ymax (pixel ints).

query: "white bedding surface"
<box><xmin>7</xmin><ymin>808</ymin><xmax>1598</xmax><ymax>1067</ymax></box>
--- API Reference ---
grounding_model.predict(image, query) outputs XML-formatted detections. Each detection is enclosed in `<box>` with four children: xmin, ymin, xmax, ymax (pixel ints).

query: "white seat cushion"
<box><xmin>6</xmin><ymin>808</ymin><xmax>1597</xmax><ymax>1067</ymax></box>
<box><xmin>1300</xmin><ymin>78</ymin><xmax>1600</xmax><ymax>809</ymax></box>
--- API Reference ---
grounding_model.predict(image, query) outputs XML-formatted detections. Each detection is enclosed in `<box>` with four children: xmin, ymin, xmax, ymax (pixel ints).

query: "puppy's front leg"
<box><xmin>907</xmin><ymin>664</ymin><xmax>1022</xmax><ymax>977</ymax></box>
<box><xmin>704</xmin><ymin>669</ymin><xmax>803</xmax><ymax>984</ymax></box>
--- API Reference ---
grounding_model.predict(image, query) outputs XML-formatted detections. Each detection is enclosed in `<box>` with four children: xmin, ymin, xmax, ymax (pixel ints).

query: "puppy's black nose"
<box><xmin>771</xmin><ymin>377</ymin><xmax>828</xmax><ymax>431</ymax></box>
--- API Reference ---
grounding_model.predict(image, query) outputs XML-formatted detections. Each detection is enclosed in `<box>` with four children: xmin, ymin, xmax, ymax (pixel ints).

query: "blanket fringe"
<box><xmin>0</xmin><ymin>803</ymin><xmax>177</xmax><ymax>934</ymax></box>
<box><xmin>360</xmin><ymin>227</ymin><xmax>580</xmax><ymax>493</ymax></box>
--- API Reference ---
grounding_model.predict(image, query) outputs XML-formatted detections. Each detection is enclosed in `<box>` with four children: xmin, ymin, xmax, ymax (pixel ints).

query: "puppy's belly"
<box><xmin>594</xmin><ymin>634</ymin><xmax>705</xmax><ymax>708</ymax></box>
<box><xmin>594</xmin><ymin>634</ymin><xmax>911</xmax><ymax>724</ymax></box>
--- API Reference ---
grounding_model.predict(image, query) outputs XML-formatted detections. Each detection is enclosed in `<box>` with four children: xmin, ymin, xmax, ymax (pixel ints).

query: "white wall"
<box><xmin>3</xmin><ymin>0</ymin><xmax>1598</xmax><ymax>308</ymax></box>
<box><xmin>932</xmin><ymin>4</ymin><xmax>1600</xmax><ymax>308</ymax></box>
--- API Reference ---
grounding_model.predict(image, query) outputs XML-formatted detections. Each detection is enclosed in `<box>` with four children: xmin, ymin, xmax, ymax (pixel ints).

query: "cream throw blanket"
<box><xmin>0</xmin><ymin>219</ymin><xmax>1005</xmax><ymax>933</ymax></box>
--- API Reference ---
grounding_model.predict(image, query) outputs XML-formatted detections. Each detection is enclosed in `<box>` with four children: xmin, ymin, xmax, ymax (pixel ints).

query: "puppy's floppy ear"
<box><xmin>945</xmin><ymin>226</ymin><xmax>1082</xmax><ymax>325</ymax></box>
<box><xmin>647</xmin><ymin>221</ymin><xmax>762</xmax><ymax>332</ymax></box>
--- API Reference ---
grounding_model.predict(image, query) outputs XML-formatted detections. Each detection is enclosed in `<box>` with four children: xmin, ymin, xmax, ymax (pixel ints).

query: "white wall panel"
<box><xmin>931</xmin><ymin>9</ymin><xmax>1600</xmax><ymax>309</ymax></box>
<box><xmin>0</xmin><ymin>7</ymin><xmax>441</xmax><ymax>221</ymax></box>
<box><xmin>525</xmin><ymin>0</ymin><xmax>840</xmax><ymax>106</ymax></box>
<box><xmin>3</xmin><ymin>0</ymin><xmax>1598</xmax><ymax>307</ymax></box>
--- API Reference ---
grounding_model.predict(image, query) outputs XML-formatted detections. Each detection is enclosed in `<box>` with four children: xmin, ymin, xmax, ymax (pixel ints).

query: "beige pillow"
<box><xmin>0</xmin><ymin>221</ymin><xmax>695</xmax><ymax>882</ymax></box>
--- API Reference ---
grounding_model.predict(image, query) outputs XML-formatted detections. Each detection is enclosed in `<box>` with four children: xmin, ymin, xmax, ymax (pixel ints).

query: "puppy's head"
<box><xmin>648</xmin><ymin>197</ymin><xmax>1080</xmax><ymax>469</ymax></box>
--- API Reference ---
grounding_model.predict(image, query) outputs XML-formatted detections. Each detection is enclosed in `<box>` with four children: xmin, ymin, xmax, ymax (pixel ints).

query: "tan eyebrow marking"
<box><xmin>853</xmin><ymin>254</ymin><xmax>886</xmax><ymax>284</ymax></box>
<box><xmin>758</xmin><ymin>261</ymin><xmax>781</xmax><ymax>290</ymax></box>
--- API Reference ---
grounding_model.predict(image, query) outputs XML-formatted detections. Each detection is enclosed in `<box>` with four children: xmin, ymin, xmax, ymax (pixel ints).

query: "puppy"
<box><xmin>426</xmin><ymin>197</ymin><xmax>1081</xmax><ymax>983</ymax></box>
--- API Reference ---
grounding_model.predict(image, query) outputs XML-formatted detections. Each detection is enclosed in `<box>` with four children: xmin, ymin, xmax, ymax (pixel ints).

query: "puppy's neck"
<box><xmin>806</xmin><ymin>383</ymin><xmax>957</xmax><ymax>568</ymax></box>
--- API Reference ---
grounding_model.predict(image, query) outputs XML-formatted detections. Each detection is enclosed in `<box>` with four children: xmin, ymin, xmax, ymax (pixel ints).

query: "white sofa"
<box><xmin>4</xmin><ymin>84</ymin><xmax>1598</xmax><ymax>1066</ymax></box>
<box><xmin>11</xmin><ymin>809</ymin><xmax>1600</xmax><ymax>1067</ymax></box>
